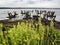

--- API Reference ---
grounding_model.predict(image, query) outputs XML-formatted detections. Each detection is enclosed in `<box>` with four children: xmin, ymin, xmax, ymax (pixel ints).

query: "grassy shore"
<box><xmin>0</xmin><ymin>18</ymin><xmax>60</xmax><ymax>45</ymax></box>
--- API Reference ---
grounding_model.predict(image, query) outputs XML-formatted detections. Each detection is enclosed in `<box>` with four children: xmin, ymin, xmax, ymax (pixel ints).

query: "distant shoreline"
<box><xmin>0</xmin><ymin>7</ymin><xmax>60</xmax><ymax>9</ymax></box>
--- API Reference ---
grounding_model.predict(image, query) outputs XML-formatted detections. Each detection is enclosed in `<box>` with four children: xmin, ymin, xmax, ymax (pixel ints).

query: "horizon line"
<box><xmin>0</xmin><ymin>7</ymin><xmax>60</xmax><ymax>9</ymax></box>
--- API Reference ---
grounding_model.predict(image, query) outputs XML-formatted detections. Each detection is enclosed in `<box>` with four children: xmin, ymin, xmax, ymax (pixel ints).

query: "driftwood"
<box><xmin>7</xmin><ymin>11</ymin><xmax>18</xmax><ymax>19</ymax></box>
<box><xmin>47</xmin><ymin>11</ymin><xmax>56</xmax><ymax>21</ymax></box>
<box><xmin>21</xmin><ymin>10</ymin><xmax>32</xmax><ymax>20</ymax></box>
<box><xmin>0</xmin><ymin>10</ymin><xmax>60</xmax><ymax>29</ymax></box>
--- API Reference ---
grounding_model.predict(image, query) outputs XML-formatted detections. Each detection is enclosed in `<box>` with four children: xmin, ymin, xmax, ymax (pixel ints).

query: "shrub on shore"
<box><xmin>0</xmin><ymin>18</ymin><xmax>60</xmax><ymax>45</ymax></box>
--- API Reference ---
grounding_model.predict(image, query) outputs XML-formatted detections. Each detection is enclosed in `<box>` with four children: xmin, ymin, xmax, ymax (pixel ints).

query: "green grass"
<box><xmin>0</xmin><ymin>18</ymin><xmax>60</xmax><ymax>45</ymax></box>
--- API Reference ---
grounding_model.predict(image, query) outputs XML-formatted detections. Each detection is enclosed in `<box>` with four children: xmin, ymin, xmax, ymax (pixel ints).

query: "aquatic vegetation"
<box><xmin>0</xmin><ymin>19</ymin><xmax>60</xmax><ymax>45</ymax></box>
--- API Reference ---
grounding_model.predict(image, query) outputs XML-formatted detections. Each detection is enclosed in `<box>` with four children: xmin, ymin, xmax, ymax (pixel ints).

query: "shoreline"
<box><xmin>0</xmin><ymin>18</ymin><xmax>60</xmax><ymax>29</ymax></box>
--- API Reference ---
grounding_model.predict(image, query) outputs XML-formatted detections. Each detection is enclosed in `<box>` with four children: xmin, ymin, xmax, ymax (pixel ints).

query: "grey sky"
<box><xmin>0</xmin><ymin>0</ymin><xmax>60</xmax><ymax>8</ymax></box>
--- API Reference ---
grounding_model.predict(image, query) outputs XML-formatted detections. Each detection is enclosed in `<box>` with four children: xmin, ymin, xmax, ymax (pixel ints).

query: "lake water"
<box><xmin>0</xmin><ymin>9</ymin><xmax>60</xmax><ymax>22</ymax></box>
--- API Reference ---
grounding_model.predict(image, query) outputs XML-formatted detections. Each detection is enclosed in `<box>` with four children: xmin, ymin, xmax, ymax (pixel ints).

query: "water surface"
<box><xmin>0</xmin><ymin>9</ymin><xmax>60</xmax><ymax>21</ymax></box>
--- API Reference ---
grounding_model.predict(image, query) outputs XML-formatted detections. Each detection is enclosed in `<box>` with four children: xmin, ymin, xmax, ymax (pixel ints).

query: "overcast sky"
<box><xmin>0</xmin><ymin>0</ymin><xmax>60</xmax><ymax>8</ymax></box>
